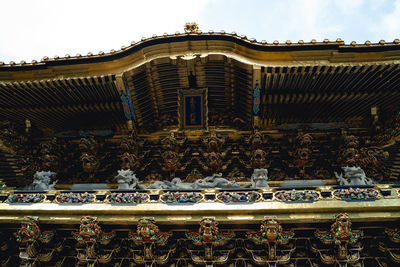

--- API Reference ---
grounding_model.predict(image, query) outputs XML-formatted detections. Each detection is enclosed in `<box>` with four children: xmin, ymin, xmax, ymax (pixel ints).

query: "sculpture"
<box><xmin>73</xmin><ymin>216</ymin><xmax>115</xmax><ymax>264</ymax></box>
<box><xmin>357</xmin><ymin>147</ymin><xmax>390</xmax><ymax>180</ymax></box>
<box><xmin>160</xmin><ymin>133</ymin><xmax>188</xmax><ymax>177</ymax></box>
<box><xmin>251</xmin><ymin>169</ymin><xmax>269</xmax><ymax>188</ymax></box>
<box><xmin>130</xmin><ymin>217</ymin><xmax>171</xmax><ymax>244</ymax></box>
<box><xmin>129</xmin><ymin>218</ymin><xmax>173</xmax><ymax>265</ymax></box>
<box><xmin>249</xmin><ymin>149</ymin><xmax>269</xmax><ymax>169</ymax></box>
<box><xmin>334</xmin><ymin>166</ymin><xmax>375</xmax><ymax>186</ymax></box>
<box><xmin>79</xmin><ymin>137</ymin><xmax>101</xmax><ymax>174</ymax></box>
<box><xmin>184</xmin><ymin>22</ymin><xmax>200</xmax><ymax>33</ymax></box>
<box><xmin>246</xmin><ymin>128</ymin><xmax>267</xmax><ymax>150</ymax></box>
<box><xmin>27</xmin><ymin>171</ymin><xmax>57</xmax><ymax>191</ymax></box>
<box><xmin>339</xmin><ymin>135</ymin><xmax>359</xmax><ymax>166</ymax></box>
<box><xmin>15</xmin><ymin>216</ymin><xmax>55</xmax><ymax>264</ymax></box>
<box><xmin>292</xmin><ymin>132</ymin><xmax>314</xmax><ymax>175</ymax></box>
<box><xmin>186</xmin><ymin>218</ymin><xmax>234</xmax><ymax>264</ymax></box>
<box><xmin>146</xmin><ymin>173</ymin><xmax>240</xmax><ymax>190</ymax></box>
<box><xmin>315</xmin><ymin>213</ymin><xmax>363</xmax><ymax>263</ymax></box>
<box><xmin>201</xmin><ymin>130</ymin><xmax>225</xmax><ymax>153</ymax></box>
<box><xmin>39</xmin><ymin>139</ymin><xmax>61</xmax><ymax>172</ymax></box>
<box><xmin>247</xmin><ymin>218</ymin><xmax>294</xmax><ymax>262</ymax></box>
<box><xmin>115</xmin><ymin>169</ymin><xmax>144</xmax><ymax>190</ymax></box>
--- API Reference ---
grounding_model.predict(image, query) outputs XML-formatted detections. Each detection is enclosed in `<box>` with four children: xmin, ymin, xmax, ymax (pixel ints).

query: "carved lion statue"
<box><xmin>29</xmin><ymin>171</ymin><xmax>57</xmax><ymax>190</ymax></box>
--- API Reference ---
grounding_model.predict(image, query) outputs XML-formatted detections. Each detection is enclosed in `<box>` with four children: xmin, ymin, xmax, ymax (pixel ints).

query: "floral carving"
<box><xmin>333</xmin><ymin>187</ymin><xmax>379</xmax><ymax>200</ymax></box>
<box><xmin>8</xmin><ymin>193</ymin><xmax>45</xmax><ymax>203</ymax></box>
<box><xmin>160</xmin><ymin>192</ymin><xmax>203</xmax><ymax>203</ymax></box>
<box><xmin>107</xmin><ymin>192</ymin><xmax>149</xmax><ymax>204</ymax></box>
<box><xmin>274</xmin><ymin>190</ymin><xmax>320</xmax><ymax>202</ymax></box>
<box><xmin>217</xmin><ymin>191</ymin><xmax>261</xmax><ymax>203</ymax></box>
<box><xmin>56</xmin><ymin>192</ymin><xmax>95</xmax><ymax>203</ymax></box>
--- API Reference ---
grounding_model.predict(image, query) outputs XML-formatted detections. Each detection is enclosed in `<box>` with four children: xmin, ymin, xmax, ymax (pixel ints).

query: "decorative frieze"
<box><xmin>333</xmin><ymin>187</ymin><xmax>379</xmax><ymax>200</ymax></box>
<box><xmin>8</xmin><ymin>193</ymin><xmax>45</xmax><ymax>203</ymax></box>
<box><xmin>56</xmin><ymin>192</ymin><xmax>95</xmax><ymax>203</ymax></box>
<box><xmin>274</xmin><ymin>190</ymin><xmax>320</xmax><ymax>202</ymax></box>
<box><xmin>107</xmin><ymin>192</ymin><xmax>149</xmax><ymax>204</ymax></box>
<box><xmin>160</xmin><ymin>192</ymin><xmax>203</xmax><ymax>203</ymax></box>
<box><xmin>216</xmin><ymin>191</ymin><xmax>261</xmax><ymax>203</ymax></box>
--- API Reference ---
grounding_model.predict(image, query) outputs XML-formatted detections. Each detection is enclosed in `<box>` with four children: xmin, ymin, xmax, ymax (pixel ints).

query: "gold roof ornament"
<box><xmin>184</xmin><ymin>22</ymin><xmax>200</xmax><ymax>33</ymax></box>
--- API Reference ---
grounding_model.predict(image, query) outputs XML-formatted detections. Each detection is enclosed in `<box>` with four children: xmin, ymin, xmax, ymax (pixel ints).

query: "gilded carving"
<box><xmin>314</xmin><ymin>213</ymin><xmax>363</xmax><ymax>264</ymax></box>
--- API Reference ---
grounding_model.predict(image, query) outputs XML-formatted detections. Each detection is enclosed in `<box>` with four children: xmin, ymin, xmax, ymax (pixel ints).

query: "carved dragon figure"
<box><xmin>335</xmin><ymin>166</ymin><xmax>375</xmax><ymax>186</ymax></box>
<box><xmin>115</xmin><ymin>169</ymin><xmax>144</xmax><ymax>190</ymax></box>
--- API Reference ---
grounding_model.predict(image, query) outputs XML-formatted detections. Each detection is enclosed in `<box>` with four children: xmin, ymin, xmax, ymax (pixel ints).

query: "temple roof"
<box><xmin>0</xmin><ymin>31</ymin><xmax>400</xmax><ymax>132</ymax></box>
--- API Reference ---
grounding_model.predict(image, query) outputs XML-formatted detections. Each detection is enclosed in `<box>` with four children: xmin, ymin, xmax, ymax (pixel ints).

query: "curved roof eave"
<box><xmin>1</xmin><ymin>33</ymin><xmax>400</xmax><ymax>81</ymax></box>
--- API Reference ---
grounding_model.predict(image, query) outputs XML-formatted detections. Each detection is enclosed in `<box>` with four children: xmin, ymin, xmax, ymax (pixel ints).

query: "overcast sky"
<box><xmin>1</xmin><ymin>0</ymin><xmax>400</xmax><ymax>63</ymax></box>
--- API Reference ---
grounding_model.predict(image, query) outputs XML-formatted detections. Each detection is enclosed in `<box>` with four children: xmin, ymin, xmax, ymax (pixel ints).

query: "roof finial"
<box><xmin>184</xmin><ymin>22</ymin><xmax>199</xmax><ymax>33</ymax></box>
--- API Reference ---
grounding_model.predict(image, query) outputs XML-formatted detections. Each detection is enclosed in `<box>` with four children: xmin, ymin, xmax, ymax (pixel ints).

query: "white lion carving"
<box><xmin>30</xmin><ymin>171</ymin><xmax>57</xmax><ymax>190</ymax></box>
<box><xmin>251</xmin><ymin>169</ymin><xmax>269</xmax><ymax>188</ymax></box>
<box><xmin>334</xmin><ymin>166</ymin><xmax>375</xmax><ymax>186</ymax></box>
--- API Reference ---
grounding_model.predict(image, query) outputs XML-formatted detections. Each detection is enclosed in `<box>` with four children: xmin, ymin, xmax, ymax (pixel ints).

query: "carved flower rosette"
<box><xmin>8</xmin><ymin>193</ymin><xmax>46</xmax><ymax>204</ymax></box>
<box><xmin>55</xmin><ymin>192</ymin><xmax>96</xmax><ymax>203</ymax></box>
<box><xmin>216</xmin><ymin>191</ymin><xmax>261</xmax><ymax>203</ymax></box>
<box><xmin>332</xmin><ymin>188</ymin><xmax>380</xmax><ymax>201</ymax></box>
<box><xmin>160</xmin><ymin>192</ymin><xmax>203</xmax><ymax>204</ymax></box>
<box><xmin>107</xmin><ymin>192</ymin><xmax>149</xmax><ymax>204</ymax></box>
<box><xmin>274</xmin><ymin>190</ymin><xmax>321</xmax><ymax>202</ymax></box>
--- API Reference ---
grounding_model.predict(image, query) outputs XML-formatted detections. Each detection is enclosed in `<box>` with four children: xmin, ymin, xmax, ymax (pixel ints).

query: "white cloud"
<box><xmin>373</xmin><ymin>0</ymin><xmax>400</xmax><ymax>41</ymax></box>
<box><xmin>334</xmin><ymin>0</ymin><xmax>364</xmax><ymax>14</ymax></box>
<box><xmin>1</xmin><ymin>0</ymin><xmax>399</xmax><ymax>63</ymax></box>
<box><xmin>0</xmin><ymin>0</ymin><xmax>209</xmax><ymax>62</ymax></box>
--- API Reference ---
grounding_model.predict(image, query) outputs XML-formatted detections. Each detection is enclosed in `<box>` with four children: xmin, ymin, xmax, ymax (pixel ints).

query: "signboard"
<box><xmin>178</xmin><ymin>88</ymin><xmax>208</xmax><ymax>130</ymax></box>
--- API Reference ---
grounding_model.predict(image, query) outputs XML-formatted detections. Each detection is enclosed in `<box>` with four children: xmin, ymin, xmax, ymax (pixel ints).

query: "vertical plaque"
<box><xmin>178</xmin><ymin>88</ymin><xmax>208</xmax><ymax>130</ymax></box>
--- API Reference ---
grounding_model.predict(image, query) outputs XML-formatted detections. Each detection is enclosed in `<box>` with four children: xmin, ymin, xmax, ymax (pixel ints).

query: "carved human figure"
<box><xmin>251</xmin><ymin>169</ymin><xmax>269</xmax><ymax>188</ymax></box>
<box><xmin>28</xmin><ymin>171</ymin><xmax>57</xmax><ymax>190</ymax></box>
